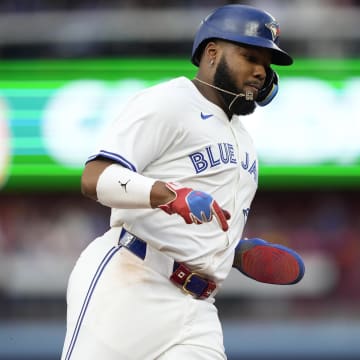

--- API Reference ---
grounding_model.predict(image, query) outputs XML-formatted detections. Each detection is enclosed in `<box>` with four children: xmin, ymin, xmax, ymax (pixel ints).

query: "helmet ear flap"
<box><xmin>256</xmin><ymin>68</ymin><xmax>279</xmax><ymax>107</ymax></box>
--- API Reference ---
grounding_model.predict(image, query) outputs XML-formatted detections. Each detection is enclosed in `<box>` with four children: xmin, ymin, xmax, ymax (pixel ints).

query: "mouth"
<box><xmin>245</xmin><ymin>83</ymin><xmax>261</xmax><ymax>93</ymax></box>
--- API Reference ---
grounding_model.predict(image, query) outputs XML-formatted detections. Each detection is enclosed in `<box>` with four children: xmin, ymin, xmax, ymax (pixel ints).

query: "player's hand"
<box><xmin>158</xmin><ymin>182</ymin><xmax>231</xmax><ymax>231</ymax></box>
<box><xmin>233</xmin><ymin>238</ymin><xmax>305</xmax><ymax>285</ymax></box>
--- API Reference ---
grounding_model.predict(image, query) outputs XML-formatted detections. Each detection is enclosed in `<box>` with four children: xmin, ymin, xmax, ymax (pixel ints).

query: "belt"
<box><xmin>119</xmin><ymin>230</ymin><xmax>217</xmax><ymax>300</ymax></box>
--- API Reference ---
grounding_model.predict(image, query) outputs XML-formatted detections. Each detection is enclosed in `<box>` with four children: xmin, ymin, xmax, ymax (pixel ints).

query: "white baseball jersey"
<box><xmin>89</xmin><ymin>76</ymin><xmax>258</xmax><ymax>283</ymax></box>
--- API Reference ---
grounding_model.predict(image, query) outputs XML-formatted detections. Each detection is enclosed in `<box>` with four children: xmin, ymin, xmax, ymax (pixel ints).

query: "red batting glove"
<box><xmin>159</xmin><ymin>182</ymin><xmax>231</xmax><ymax>231</ymax></box>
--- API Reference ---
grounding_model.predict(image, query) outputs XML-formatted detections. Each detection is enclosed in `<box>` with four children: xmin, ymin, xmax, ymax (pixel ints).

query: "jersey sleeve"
<box><xmin>87</xmin><ymin>86</ymin><xmax>179</xmax><ymax>174</ymax></box>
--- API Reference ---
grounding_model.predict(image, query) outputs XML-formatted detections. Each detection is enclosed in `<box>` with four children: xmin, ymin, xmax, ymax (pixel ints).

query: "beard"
<box><xmin>213</xmin><ymin>56</ymin><xmax>256</xmax><ymax>116</ymax></box>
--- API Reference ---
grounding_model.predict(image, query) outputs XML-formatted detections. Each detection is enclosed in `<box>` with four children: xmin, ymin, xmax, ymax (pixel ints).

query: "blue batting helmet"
<box><xmin>191</xmin><ymin>4</ymin><xmax>293</xmax><ymax>66</ymax></box>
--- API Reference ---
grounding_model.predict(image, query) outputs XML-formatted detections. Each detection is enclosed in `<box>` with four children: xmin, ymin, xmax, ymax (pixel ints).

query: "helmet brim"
<box><xmin>193</xmin><ymin>36</ymin><xmax>293</xmax><ymax>66</ymax></box>
<box><xmin>240</xmin><ymin>36</ymin><xmax>293</xmax><ymax>65</ymax></box>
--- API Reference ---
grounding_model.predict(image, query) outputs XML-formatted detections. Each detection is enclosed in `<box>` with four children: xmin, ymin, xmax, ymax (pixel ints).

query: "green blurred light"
<box><xmin>0</xmin><ymin>58</ymin><xmax>359</xmax><ymax>191</ymax></box>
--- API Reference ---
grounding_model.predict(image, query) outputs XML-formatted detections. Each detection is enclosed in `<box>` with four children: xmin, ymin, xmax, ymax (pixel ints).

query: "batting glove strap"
<box><xmin>233</xmin><ymin>238</ymin><xmax>305</xmax><ymax>285</ymax></box>
<box><xmin>158</xmin><ymin>182</ymin><xmax>230</xmax><ymax>231</ymax></box>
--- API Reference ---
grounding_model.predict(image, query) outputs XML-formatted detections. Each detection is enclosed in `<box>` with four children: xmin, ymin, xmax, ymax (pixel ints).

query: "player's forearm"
<box><xmin>81</xmin><ymin>160</ymin><xmax>175</xmax><ymax>208</ymax></box>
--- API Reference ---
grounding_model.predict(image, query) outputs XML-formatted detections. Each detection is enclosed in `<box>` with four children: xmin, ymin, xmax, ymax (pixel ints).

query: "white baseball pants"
<box><xmin>61</xmin><ymin>227</ymin><xmax>226</xmax><ymax>360</ymax></box>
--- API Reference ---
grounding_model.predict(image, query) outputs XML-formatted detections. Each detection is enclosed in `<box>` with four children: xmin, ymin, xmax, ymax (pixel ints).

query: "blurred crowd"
<box><xmin>0</xmin><ymin>0</ymin><xmax>358</xmax><ymax>59</ymax></box>
<box><xmin>0</xmin><ymin>193</ymin><xmax>109</xmax><ymax>256</ymax></box>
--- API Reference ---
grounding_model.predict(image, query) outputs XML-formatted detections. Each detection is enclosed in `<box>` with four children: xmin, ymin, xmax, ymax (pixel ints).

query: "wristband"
<box><xmin>96</xmin><ymin>164</ymin><xmax>157</xmax><ymax>209</ymax></box>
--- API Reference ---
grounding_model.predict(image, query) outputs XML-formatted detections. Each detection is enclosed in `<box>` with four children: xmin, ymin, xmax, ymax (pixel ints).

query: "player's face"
<box><xmin>213</xmin><ymin>44</ymin><xmax>271</xmax><ymax>116</ymax></box>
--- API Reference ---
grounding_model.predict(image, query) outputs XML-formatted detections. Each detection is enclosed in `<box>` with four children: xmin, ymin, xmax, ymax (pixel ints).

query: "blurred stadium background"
<box><xmin>0</xmin><ymin>0</ymin><xmax>360</xmax><ymax>359</ymax></box>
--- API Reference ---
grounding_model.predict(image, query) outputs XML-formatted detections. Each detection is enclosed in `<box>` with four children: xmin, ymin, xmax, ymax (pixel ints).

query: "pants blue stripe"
<box><xmin>64</xmin><ymin>245</ymin><xmax>122</xmax><ymax>360</ymax></box>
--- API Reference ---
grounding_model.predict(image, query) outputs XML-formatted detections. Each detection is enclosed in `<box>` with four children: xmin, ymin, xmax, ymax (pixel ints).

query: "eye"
<box><xmin>245</xmin><ymin>54</ymin><xmax>258</xmax><ymax>63</ymax></box>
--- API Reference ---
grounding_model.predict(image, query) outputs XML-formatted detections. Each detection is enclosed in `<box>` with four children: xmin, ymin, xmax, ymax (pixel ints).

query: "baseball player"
<box><xmin>61</xmin><ymin>5</ymin><xmax>304</xmax><ymax>360</ymax></box>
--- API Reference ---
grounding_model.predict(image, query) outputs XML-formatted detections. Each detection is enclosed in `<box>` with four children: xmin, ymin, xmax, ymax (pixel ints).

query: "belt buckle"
<box><xmin>182</xmin><ymin>272</ymin><xmax>200</xmax><ymax>297</ymax></box>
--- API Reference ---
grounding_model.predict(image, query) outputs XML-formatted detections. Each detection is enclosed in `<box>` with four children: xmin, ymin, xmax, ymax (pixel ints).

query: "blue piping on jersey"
<box><xmin>63</xmin><ymin>245</ymin><xmax>122</xmax><ymax>360</ymax></box>
<box><xmin>86</xmin><ymin>150</ymin><xmax>137</xmax><ymax>172</ymax></box>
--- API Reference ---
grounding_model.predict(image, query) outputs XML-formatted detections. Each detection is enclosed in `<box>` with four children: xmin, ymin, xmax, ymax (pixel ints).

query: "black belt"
<box><xmin>119</xmin><ymin>230</ymin><xmax>216</xmax><ymax>300</ymax></box>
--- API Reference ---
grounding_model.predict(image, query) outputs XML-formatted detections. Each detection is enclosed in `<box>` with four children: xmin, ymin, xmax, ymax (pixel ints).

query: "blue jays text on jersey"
<box><xmin>189</xmin><ymin>142</ymin><xmax>258</xmax><ymax>182</ymax></box>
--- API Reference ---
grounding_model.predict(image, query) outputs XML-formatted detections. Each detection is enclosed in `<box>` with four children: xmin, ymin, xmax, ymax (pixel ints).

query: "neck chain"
<box><xmin>194</xmin><ymin>77</ymin><xmax>244</xmax><ymax>97</ymax></box>
<box><xmin>194</xmin><ymin>77</ymin><xmax>254</xmax><ymax>111</ymax></box>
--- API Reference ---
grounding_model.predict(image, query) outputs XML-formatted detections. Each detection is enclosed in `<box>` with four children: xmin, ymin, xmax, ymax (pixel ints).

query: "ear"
<box><xmin>202</xmin><ymin>41</ymin><xmax>219</xmax><ymax>65</ymax></box>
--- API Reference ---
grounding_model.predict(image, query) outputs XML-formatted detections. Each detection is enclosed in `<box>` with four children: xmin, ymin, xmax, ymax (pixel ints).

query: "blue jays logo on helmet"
<box><xmin>265</xmin><ymin>21</ymin><xmax>280</xmax><ymax>42</ymax></box>
<box><xmin>191</xmin><ymin>4</ymin><xmax>293</xmax><ymax>66</ymax></box>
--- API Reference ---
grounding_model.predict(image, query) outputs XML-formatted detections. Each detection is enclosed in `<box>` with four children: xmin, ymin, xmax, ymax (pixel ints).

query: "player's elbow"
<box><xmin>81</xmin><ymin>159</ymin><xmax>115</xmax><ymax>201</ymax></box>
<box><xmin>80</xmin><ymin>161</ymin><xmax>102</xmax><ymax>201</ymax></box>
<box><xmin>81</xmin><ymin>170</ymin><xmax>98</xmax><ymax>200</ymax></box>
